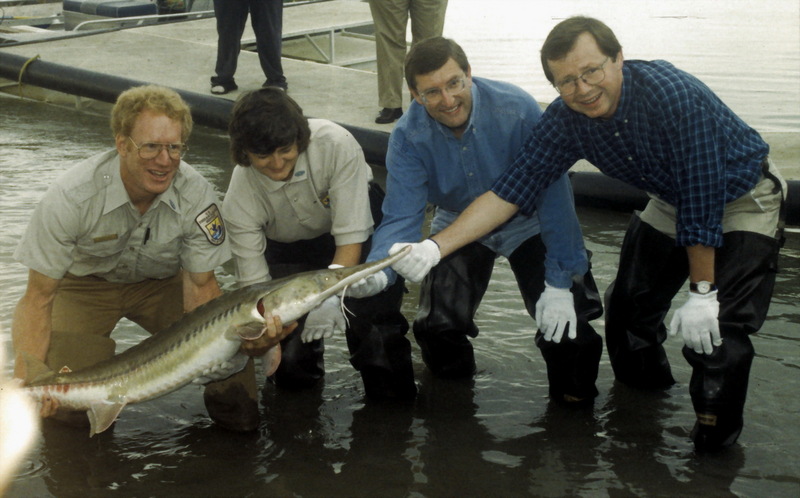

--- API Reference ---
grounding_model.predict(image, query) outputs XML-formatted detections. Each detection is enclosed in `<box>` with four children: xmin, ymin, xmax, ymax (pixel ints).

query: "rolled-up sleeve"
<box><xmin>326</xmin><ymin>130</ymin><xmax>374</xmax><ymax>246</ymax></box>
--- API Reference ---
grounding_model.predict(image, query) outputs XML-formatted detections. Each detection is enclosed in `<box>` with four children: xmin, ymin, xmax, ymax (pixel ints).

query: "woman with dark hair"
<box><xmin>223</xmin><ymin>88</ymin><xmax>417</xmax><ymax>402</ymax></box>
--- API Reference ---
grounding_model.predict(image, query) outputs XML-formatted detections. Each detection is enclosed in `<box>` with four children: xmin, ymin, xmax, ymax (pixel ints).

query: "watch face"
<box><xmin>696</xmin><ymin>281</ymin><xmax>711</xmax><ymax>294</ymax></box>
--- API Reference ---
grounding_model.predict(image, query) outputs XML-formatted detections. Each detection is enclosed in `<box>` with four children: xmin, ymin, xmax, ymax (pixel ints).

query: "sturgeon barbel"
<box><xmin>24</xmin><ymin>246</ymin><xmax>411</xmax><ymax>437</ymax></box>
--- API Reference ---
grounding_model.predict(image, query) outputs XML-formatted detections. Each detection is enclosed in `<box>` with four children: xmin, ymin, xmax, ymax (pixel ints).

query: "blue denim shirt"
<box><xmin>367</xmin><ymin>77</ymin><xmax>589</xmax><ymax>288</ymax></box>
<box><xmin>495</xmin><ymin>60</ymin><xmax>768</xmax><ymax>248</ymax></box>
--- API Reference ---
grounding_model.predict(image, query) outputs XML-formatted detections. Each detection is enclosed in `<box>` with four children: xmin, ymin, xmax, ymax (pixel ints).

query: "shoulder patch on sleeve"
<box><xmin>195</xmin><ymin>203</ymin><xmax>226</xmax><ymax>245</ymax></box>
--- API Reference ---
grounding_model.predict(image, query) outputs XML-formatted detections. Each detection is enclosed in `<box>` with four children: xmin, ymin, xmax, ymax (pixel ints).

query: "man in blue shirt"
<box><xmin>350</xmin><ymin>37</ymin><xmax>603</xmax><ymax>404</ymax></box>
<box><xmin>393</xmin><ymin>18</ymin><xmax>786</xmax><ymax>451</ymax></box>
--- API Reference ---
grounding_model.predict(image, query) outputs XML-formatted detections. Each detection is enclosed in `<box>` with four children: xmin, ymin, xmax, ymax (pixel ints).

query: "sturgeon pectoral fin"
<box><xmin>261</xmin><ymin>345</ymin><xmax>282</xmax><ymax>377</ymax></box>
<box><xmin>87</xmin><ymin>398</ymin><xmax>127</xmax><ymax>437</ymax></box>
<box><xmin>196</xmin><ymin>354</ymin><xmax>250</xmax><ymax>385</ymax></box>
<box><xmin>225</xmin><ymin>323</ymin><xmax>265</xmax><ymax>341</ymax></box>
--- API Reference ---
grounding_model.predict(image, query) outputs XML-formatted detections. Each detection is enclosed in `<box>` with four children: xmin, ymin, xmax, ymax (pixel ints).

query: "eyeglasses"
<box><xmin>554</xmin><ymin>57</ymin><xmax>610</xmax><ymax>96</ymax></box>
<box><xmin>419</xmin><ymin>77</ymin><xmax>467</xmax><ymax>105</ymax></box>
<box><xmin>128</xmin><ymin>137</ymin><xmax>188</xmax><ymax>160</ymax></box>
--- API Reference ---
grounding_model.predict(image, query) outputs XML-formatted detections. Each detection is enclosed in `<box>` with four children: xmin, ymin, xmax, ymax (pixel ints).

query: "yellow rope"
<box><xmin>17</xmin><ymin>54</ymin><xmax>40</xmax><ymax>98</ymax></box>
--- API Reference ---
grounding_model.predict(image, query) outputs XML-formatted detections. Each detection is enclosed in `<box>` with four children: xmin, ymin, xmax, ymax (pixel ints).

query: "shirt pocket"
<box><xmin>139</xmin><ymin>234</ymin><xmax>182</xmax><ymax>278</ymax></box>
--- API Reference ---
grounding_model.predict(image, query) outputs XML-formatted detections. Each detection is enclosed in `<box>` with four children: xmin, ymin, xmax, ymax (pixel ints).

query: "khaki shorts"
<box><xmin>46</xmin><ymin>273</ymin><xmax>183</xmax><ymax>372</ymax></box>
<box><xmin>639</xmin><ymin>158</ymin><xmax>786</xmax><ymax>239</ymax></box>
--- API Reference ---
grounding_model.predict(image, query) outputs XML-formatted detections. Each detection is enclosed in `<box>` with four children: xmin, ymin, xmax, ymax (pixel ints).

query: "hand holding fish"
<box><xmin>347</xmin><ymin>271</ymin><xmax>388</xmax><ymax>298</ymax></box>
<box><xmin>38</xmin><ymin>392</ymin><xmax>59</xmax><ymax>418</ymax></box>
<box><xmin>301</xmin><ymin>296</ymin><xmax>345</xmax><ymax>343</ymax></box>
<box><xmin>240</xmin><ymin>314</ymin><xmax>298</xmax><ymax>356</ymax></box>
<box><xmin>389</xmin><ymin>239</ymin><xmax>440</xmax><ymax>283</ymax></box>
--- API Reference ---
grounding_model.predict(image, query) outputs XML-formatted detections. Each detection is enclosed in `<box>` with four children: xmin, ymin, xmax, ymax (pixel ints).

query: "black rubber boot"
<box><xmin>686</xmin><ymin>230</ymin><xmax>780</xmax><ymax>452</ymax></box>
<box><xmin>510</xmin><ymin>236</ymin><xmax>604</xmax><ymax>403</ymax></box>
<box><xmin>270</xmin><ymin>322</ymin><xmax>325</xmax><ymax>390</ymax></box>
<box><xmin>536</xmin><ymin>320</ymin><xmax>602</xmax><ymax>404</ymax></box>
<box><xmin>204</xmin><ymin>358</ymin><xmax>260</xmax><ymax>432</ymax></box>
<box><xmin>346</xmin><ymin>278</ymin><xmax>417</xmax><ymax>401</ymax></box>
<box><xmin>413</xmin><ymin>242</ymin><xmax>494</xmax><ymax>379</ymax></box>
<box><xmin>604</xmin><ymin>215</ymin><xmax>685</xmax><ymax>389</ymax></box>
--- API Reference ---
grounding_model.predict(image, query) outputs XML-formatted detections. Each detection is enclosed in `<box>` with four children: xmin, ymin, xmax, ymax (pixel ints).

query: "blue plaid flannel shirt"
<box><xmin>493</xmin><ymin>60</ymin><xmax>769</xmax><ymax>247</ymax></box>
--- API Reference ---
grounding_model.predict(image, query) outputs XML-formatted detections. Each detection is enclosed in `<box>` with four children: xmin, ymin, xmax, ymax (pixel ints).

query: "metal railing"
<box><xmin>72</xmin><ymin>9</ymin><xmax>214</xmax><ymax>31</ymax></box>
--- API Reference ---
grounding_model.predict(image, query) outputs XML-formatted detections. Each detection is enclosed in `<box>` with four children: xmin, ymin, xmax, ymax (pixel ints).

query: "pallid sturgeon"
<box><xmin>24</xmin><ymin>246</ymin><xmax>411</xmax><ymax>436</ymax></box>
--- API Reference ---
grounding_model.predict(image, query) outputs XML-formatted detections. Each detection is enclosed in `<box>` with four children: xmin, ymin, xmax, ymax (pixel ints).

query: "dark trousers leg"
<box><xmin>604</xmin><ymin>215</ymin><xmax>685</xmax><ymax>389</ymax></box>
<box><xmin>345</xmin><ymin>277</ymin><xmax>416</xmax><ymax>400</ymax></box>
<box><xmin>249</xmin><ymin>0</ymin><xmax>285</xmax><ymax>84</ymax></box>
<box><xmin>509</xmin><ymin>235</ymin><xmax>604</xmax><ymax>401</ymax></box>
<box><xmin>212</xmin><ymin>0</ymin><xmax>249</xmax><ymax>85</ymax></box>
<box><xmin>413</xmin><ymin>242</ymin><xmax>494</xmax><ymax>378</ymax></box>
<box><xmin>685</xmin><ymin>230</ymin><xmax>780</xmax><ymax>450</ymax></box>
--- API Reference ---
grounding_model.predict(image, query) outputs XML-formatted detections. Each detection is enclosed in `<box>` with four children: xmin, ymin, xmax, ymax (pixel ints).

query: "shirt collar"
<box><xmin>255</xmin><ymin>155</ymin><xmax>309</xmax><ymax>193</ymax></box>
<box><xmin>155</xmin><ymin>167</ymin><xmax>182</xmax><ymax>213</ymax></box>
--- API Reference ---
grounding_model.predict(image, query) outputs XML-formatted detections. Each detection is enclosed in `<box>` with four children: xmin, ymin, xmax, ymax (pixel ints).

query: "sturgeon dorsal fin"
<box><xmin>87</xmin><ymin>398</ymin><xmax>127</xmax><ymax>437</ymax></box>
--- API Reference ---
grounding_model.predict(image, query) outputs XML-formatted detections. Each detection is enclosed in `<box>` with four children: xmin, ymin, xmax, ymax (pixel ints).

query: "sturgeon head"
<box><xmin>251</xmin><ymin>245</ymin><xmax>411</xmax><ymax>326</ymax></box>
<box><xmin>24</xmin><ymin>246</ymin><xmax>411</xmax><ymax>437</ymax></box>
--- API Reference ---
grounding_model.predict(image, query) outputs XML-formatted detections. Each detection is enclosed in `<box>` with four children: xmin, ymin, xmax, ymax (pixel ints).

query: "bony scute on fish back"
<box><xmin>22</xmin><ymin>247</ymin><xmax>412</xmax><ymax>437</ymax></box>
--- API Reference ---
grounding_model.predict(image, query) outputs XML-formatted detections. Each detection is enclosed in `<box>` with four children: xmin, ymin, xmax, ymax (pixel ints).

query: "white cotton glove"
<box><xmin>347</xmin><ymin>271</ymin><xmax>389</xmax><ymax>298</ymax></box>
<box><xmin>535</xmin><ymin>282</ymin><xmax>577</xmax><ymax>343</ymax></box>
<box><xmin>301</xmin><ymin>295</ymin><xmax>345</xmax><ymax>343</ymax></box>
<box><xmin>389</xmin><ymin>239</ymin><xmax>440</xmax><ymax>283</ymax></box>
<box><xmin>669</xmin><ymin>290</ymin><xmax>721</xmax><ymax>354</ymax></box>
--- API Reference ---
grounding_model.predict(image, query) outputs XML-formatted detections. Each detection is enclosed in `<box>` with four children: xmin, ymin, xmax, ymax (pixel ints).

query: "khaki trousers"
<box><xmin>368</xmin><ymin>0</ymin><xmax>448</xmax><ymax>108</ymax></box>
<box><xmin>47</xmin><ymin>273</ymin><xmax>183</xmax><ymax>372</ymax></box>
<box><xmin>639</xmin><ymin>158</ymin><xmax>786</xmax><ymax>239</ymax></box>
<box><xmin>47</xmin><ymin>273</ymin><xmax>260</xmax><ymax>431</ymax></box>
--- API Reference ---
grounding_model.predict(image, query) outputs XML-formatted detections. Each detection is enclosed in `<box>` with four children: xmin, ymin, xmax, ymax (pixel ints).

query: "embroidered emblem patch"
<box><xmin>318</xmin><ymin>192</ymin><xmax>331</xmax><ymax>208</ymax></box>
<box><xmin>195</xmin><ymin>203</ymin><xmax>226</xmax><ymax>245</ymax></box>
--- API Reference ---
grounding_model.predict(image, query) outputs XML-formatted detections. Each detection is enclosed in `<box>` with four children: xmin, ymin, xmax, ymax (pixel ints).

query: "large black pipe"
<box><xmin>1</xmin><ymin>51</ymin><xmax>797</xmax><ymax>225</ymax></box>
<box><xmin>0</xmin><ymin>51</ymin><xmax>389</xmax><ymax>165</ymax></box>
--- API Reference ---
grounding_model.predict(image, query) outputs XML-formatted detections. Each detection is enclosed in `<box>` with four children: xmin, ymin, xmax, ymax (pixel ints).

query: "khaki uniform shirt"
<box><xmin>15</xmin><ymin>149</ymin><xmax>231</xmax><ymax>283</ymax></box>
<box><xmin>223</xmin><ymin>119</ymin><xmax>374</xmax><ymax>287</ymax></box>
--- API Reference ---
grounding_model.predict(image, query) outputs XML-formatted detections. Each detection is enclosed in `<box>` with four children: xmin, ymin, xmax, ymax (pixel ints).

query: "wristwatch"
<box><xmin>690</xmin><ymin>281</ymin><xmax>717</xmax><ymax>295</ymax></box>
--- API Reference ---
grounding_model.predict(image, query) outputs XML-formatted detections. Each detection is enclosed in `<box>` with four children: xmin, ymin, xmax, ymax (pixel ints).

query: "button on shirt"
<box><xmin>15</xmin><ymin>149</ymin><xmax>231</xmax><ymax>283</ymax></box>
<box><xmin>223</xmin><ymin>119</ymin><xmax>375</xmax><ymax>287</ymax></box>
<box><xmin>494</xmin><ymin>60</ymin><xmax>768</xmax><ymax>248</ymax></box>
<box><xmin>368</xmin><ymin>77</ymin><xmax>589</xmax><ymax>288</ymax></box>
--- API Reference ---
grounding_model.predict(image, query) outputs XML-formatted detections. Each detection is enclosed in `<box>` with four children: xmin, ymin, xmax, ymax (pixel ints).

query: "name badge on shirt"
<box><xmin>93</xmin><ymin>234</ymin><xmax>119</xmax><ymax>243</ymax></box>
<box><xmin>196</xmin><ymin>203</ymin><xmax>226</xmax><ymax>245</ymax></box>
